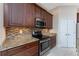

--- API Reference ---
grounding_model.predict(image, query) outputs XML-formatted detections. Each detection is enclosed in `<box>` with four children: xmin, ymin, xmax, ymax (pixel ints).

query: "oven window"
<box><xmin>41</xmin><ymin>41</ymin><xmax>49</xmax><ymax>52</ymax></box>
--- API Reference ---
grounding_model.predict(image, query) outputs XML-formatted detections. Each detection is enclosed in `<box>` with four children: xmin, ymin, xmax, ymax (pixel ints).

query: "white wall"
<box><xmin>51</xmin><ymin>6</ymin><xmax>77</xmax><ymax>48</ymax></box>
<box><xmin>51</xmin><ymin>8</ymin><xmax>60</xmax><ymax>47</ymax></box>
<box><xmin>0</xmin><ymin>3</ymin><xmax>6</xmax><ymax>46</ymax></box>
<box><xmin>52</xmin><ymin>8</ymin><xmax>59</xmax><ymax>32</ymax></box>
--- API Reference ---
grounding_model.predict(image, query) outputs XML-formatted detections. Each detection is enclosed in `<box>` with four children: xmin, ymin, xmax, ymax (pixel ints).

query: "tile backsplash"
<box><xmin>6</xmin><ymin>27</ymin><xmax>32</xmax><ymax>40</ymax></box>
<box><xmin>6</xmin><ymin>27</ymin><xmax>55</xmax><ymax>40</ymax></box>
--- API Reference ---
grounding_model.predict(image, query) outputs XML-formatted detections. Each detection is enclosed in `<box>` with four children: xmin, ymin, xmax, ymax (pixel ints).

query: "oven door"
<box><xmin>40</xmin><ymin>38</ymin><xmax>50</xmax><ymax>55</ymax></box>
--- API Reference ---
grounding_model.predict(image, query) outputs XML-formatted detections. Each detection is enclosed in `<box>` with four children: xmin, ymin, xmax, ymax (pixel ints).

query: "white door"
<box><xmin>59</xmin><ymin>19</ymin><xmax>76</xmax><ymax>48</ymax></box>
<box><xmin>59</xmin><ymin>19</ymin><xmax>68</xmax><ymax>47</ymax></box>
<box><xmin>67</xmin><ymin>20</ymin><xmax>76</xmax><ymax>48</ymax></box>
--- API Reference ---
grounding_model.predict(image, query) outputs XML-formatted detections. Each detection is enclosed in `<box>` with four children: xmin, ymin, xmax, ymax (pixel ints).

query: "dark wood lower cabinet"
<box><xmin>0</xmin><ymin>41</ymin><xmax>39</xmax><ymax>56</ymax></box>
<box><xmin>14</xmin><ymin>46</ymin><xmax>38</xmax><ymax>56</ymax></box>
<box><xmin>50</xmin><ymin>35</ymin><xmax>56</xmax><ymax>48</ymax></box>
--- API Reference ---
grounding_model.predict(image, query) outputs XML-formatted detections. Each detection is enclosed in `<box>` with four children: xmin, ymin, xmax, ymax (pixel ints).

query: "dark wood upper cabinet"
<box><xmin>47</xmin><ymin>14</ymin><xmax>52</xmax><ymax>29</ymax></box>
<box><xmin>4</xmin><ymin>3</ymin><xmax>35</xmax><ymax>27</ymax></box>
<box><xmin>4</xmin><ymin>3</ymin><xmax>53</xmax><ymax>29</ymax></box>
<box><xmin>10</xmin><ymin>4</ymin><xmax>25</xmax><ymax>26</ymax></box>
<box><xmin>45</xmin><ymin>12</ymin><xmax>52</xmax><ymax>29</ymax></box>
<box><xmin>41</xmin><ymin>9</ymin><xmax>46</xmax><ymax>20</ymax></box>
<box><xmin>4</xmin><ymin>4</ymin><xmax>25</xmax><ymax>27</ymax></box>
<box><xmin>35</xmin><ymin>5</ymin><xmax>53</xmax><ymax>29</ymax></box>
<box><xmin>24</xmin><ymin>4</ymin><xmax>35</xmax><ymax>28</ymax></box>
<box><xmin>35</xmin><ymin>5</ymin><xmax>41</xmax><ymax>18</ymax></box>
<box><xmin>4</xmin><ymin>4</ymin><xmax>11</xmax><ymax>27</ymax></box>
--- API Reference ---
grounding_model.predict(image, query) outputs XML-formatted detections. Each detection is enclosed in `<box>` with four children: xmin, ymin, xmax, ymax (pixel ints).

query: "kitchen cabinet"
<box><xmin>50</xmin><ymin>35</ymin><xmax>56</xmax><ymax>48</ymax></box>
<box><xmin>0</xmin><ymin>51</ymin><xmax>1</xmax><ymax>55</ymax></box>
<box><xmin>0</xmin><ymin>41</ymin><xmax>39</xmax><ymax>56</ymax></box>
<box><xmin>36</xmin><ymin>8</ymin><xmax>53</xmax><ymax>29</ymax></box>
<box><xmin>4</xmin><ymin>4</ymin><xmax>25</xmax><ymax>27</ymax></box>
<box><xmin>4</xmin><ymin>3</ymin><xmax>35</xmax><ymax>28</ymax></box>
<box><xmin>24</xmin><ymin>4</ymin><xmax>35</xmax><ymax>28</ymax></box>
<box><xmin>4</xmin><ymin>3</ymin><xmax>53</xmax><ymax>29</ymax></box>
<box><xmin>45</xmin><ymin>12</ymin><xmax>52</xmax><ymax>29</ymax></box>
<box><xmin>48</xmin><ymin>14</ymin><xmax>52</xmax><ymax>29</ymax></box>
<box><xmin>41</xmin><ymin>9</ymin><xmax>46</xmax><ymax>20</ymax></box>
<box><xmin>77</xmin><ymin>13</ymin><xmax>79</xmax><ymax>23</ymax></box>
<box><xmin>35</xmin><ymin>5</ymin><xmax>41</xmax><ymax>18</ymax></box>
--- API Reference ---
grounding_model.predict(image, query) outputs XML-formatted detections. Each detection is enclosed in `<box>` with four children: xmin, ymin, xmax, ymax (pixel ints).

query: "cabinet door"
<box><xmin>24</xmin><ymin>4</ymin><xmax>35</xmax><ymax>28</ymax></box>
<box><xmin>14</xmin><ymin>46</ymin><xmax>38</xmax><ymax>56</ymax></box>
<box><xmin>4</xmin><ymin>3</ymin><xmax>35</xmax><ymax>27</ymax></box>
<box><xmin>11</xmin><ymin>4</ymin><xmax>25</xmax><ymax>26</ymax></box>
<box><xmin>35</xmin><ymin>5</ymin><xmax>41</xmax><ymax>18</ymax></box>
<box><xmin>5</xmin><ymin>3</ymin><xmax>24</xmax><ymax>26</ymax></box>
<box><xmin>41</xmin><ymin>9</ymin><xmax>46</xmax><ymax>20</ymax></box>
<box><xmin>50</xmin><ymin>36</ymin><xmax>56</xmax><ymax>48</ymax></box>
<box><xmin>48</xmin><ymin>14</ymin><xmax>52</xmax><ymax>29</ymax></box>
<box><xmin>77</xmin><ymin>13</ymin><xmax>79</xmax><ymax>23</ymax></box>
<box><xmin>45</xmin><ymin>13</ymin><xmax>52</xmax><ymax>29</ymax></box>
<box><xmin>4</xmin><ymin>4</ymin><xmax>12</xmax><ymax>27</ymax></box>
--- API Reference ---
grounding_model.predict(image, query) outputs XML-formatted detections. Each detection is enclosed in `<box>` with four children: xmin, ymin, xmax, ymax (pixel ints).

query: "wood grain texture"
<box><xmin>4</xmin><ymin>3</ymin><xmax>53</xmax><ymax>29</ymax></box>
<box><xmin>1</xmin><ymin>41</ymin><xmax>39</xmax><ymax>56</ymax></box>
<box><xmin>4</xmin><ymin>3</ymin><xmax>35</xmax><ymax>27</ymax></box>
<box><xmin>77</xmin><ymin>13</ymin><xmax>79</xmax><ymax>23</ymax></box>
<box><xmin>50</xmin><ymin>35</ymin><xmax>56</xmax><ymax>48</ymax></box>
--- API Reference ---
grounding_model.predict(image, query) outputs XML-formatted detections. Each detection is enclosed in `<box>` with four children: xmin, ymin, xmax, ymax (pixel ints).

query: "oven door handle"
<box><xmin>40</xmin><ymin>38</ymin><xmax>50</xmax><ymax>43</ymax></box>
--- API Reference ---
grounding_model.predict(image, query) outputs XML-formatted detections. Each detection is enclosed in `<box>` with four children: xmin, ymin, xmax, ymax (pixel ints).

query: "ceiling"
<box><xmin>36</xmin><ymin>3</ymin><xmax>79</xmax><ymax>14</ymax></box>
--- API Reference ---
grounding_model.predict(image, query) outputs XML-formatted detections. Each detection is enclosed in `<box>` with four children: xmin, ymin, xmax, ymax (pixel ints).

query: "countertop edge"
<box><xmin>0</xmin><ymin>39</ymin><xmax>39</xmax><ymax>51</ymax></box>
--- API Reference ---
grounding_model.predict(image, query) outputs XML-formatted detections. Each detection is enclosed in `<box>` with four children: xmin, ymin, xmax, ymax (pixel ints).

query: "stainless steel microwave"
<box><xmin>35</xmin><ymin>18</ymin><xmax>45</xmax><ymax>28</ymax></box>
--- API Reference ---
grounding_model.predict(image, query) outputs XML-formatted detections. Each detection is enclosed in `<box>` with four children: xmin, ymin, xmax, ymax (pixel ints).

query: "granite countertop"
<box><xmin>0</xmin><ymin>33</ymin><xmax>56</xmax><ymax>51</ymax></box>
<box><xmin>0</xmin><ymin>37</ymin><xmax>39</xmax><ymax>51</ymax></box>
<box><xmin>43</xmin><ymin>33</ymin><xmax>56</xmax><ymax>37</ymax></box>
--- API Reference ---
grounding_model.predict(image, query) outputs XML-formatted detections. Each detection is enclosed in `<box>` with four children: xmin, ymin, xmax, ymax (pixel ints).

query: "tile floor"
<box><xmin>77</xmin><ymin>39</ymin><xmax>79</xmax><ymax>56</ymax></box>
<box><xmin>43</xmin><ymin>47</ymin><xmax>77</xmax><ymax>56</ymax></box>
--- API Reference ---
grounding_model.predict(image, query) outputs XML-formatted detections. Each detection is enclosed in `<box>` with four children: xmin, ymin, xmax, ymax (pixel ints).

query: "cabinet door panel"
<box><xmin>45</xmin><ymin>12</ymin><xmax>52</xmax><ymax>29</ymax></box>
<box><xmin>4</xmin><ymin>3</ymin><xmax>35</xmax><ymax>27</ymax></box>
<box><xmin>24</xmin><ymin>4</ymin><xmax>35</xmax><ymax>28</ymax></box>
<box><xmin>4</xmin><ymin>4</ymin><xmax>25</xmax><ymax>26</ymax></box>
<box><xmin>50</xmin><ymin>36</ymin><xmax>56</xmax><ymax>48</ymax></box>
<box><xmin>41</xmin><ymin>9</ymin><xmax>46</xmax><ymax>20</ymax></box>
<box><xmin>9</xmin><ymin>4</ymin><xmax>25</xmax><ymax>26</ymax></box>
<box><xmin>35</xmin><ymin>5</ymin><xmax>41</xmax><ymax>18</ymax></box>
<box><xmin>77</xmin><ymin>13</ymin><xmax>79</xmax><ymax>23</ymax></box>
<box><xmin>14</xmin><ymin>46</ymin><xmax>38</xmax><ymax>56</ymax></box>
<box><xmin>4</xmin><ymin>4</ymin><xmax>12</xmax><ymax>27</ymax></box>
<box><xmin>48</xmin><ymin>14</ymin><xmax>52</xmax><ymax>29</ymax></box>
